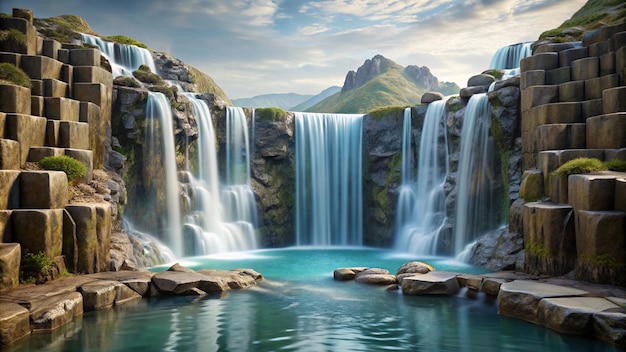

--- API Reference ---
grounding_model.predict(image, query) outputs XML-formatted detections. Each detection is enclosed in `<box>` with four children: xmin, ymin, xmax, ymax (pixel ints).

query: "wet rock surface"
<box><xmin>0</xmin><ymin>264</ymin><xmax>263</xmax><ymax>347</ymax></box>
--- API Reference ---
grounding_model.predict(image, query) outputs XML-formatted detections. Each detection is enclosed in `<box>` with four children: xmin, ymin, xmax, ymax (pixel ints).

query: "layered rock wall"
<box><xmin>0</xmin><ymin>9</ymin><xmax>120</xmax><ymax>292</ymax></box>
<box><xmin>520</xmin><ymin>23</ymin><xmax>626</xmax><ymax>285</ymax></box>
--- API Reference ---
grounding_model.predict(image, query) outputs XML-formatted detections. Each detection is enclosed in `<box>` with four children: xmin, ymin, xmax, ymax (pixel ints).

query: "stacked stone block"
<box><xmin>0</xmin><ymin>9</ymin><xmax>115</xmax><ymax>297</ymax></box>
<box><xmin>520</xmin><ymin>23</ymin><xmax>626</xmax><ymax>285</ymax></box>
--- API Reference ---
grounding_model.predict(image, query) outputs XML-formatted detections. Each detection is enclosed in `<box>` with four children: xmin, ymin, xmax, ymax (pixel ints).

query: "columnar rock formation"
<box><xmin>519</xmin><ymin>22</ymin><xmax>626</xmax><ymax>285</ymax></box>
<box><xmin>0</xmin><ymin>8</ymin><xmax>118</xmax><ymax>293</ymax></box>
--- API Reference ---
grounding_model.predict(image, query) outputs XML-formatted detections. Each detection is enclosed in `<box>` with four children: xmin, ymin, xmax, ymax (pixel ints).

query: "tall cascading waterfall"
<box><xmin>179</xmin><ymin>100</ymin><xmax>257</xmax><ymax>255</ymax></box>
<box><xmin>394</xmin><ymin>102</ymin><xmax>450</xmax><ymax>254</ymax></box>
<box><xmin>453</xmin><ymin>93</ymin><xmax>504</xmax><ymax>255</ymax></box>
<box><xmin>489</xmin><ymin>41</ymin><xmax>533</xmax><ymax>78</ymax></box>
<box><xmin>295</xmin><ymin>112</ymin><xmax>364</xmax><ymax>246</ymax></box>
<box><xmin>80</xmin><ymin>33</ymin><xmax>156</xmax><ymax>77</ymax></box>
<box><xmin>145</xmin><ymin>92</ymin><xmax>183</xmax><ymax>257</ymax></box>
<box><xmin>223</xmin><ymin>107</ymin><xmax>258</xmax><ymax>234</ymax></box>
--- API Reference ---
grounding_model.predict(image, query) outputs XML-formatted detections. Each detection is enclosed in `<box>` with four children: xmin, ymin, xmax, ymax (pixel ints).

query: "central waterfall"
<box><xmin>295</xmin><ymin>112</ymin><xmax>364</xmax><ymax>246</ymax></box>
<box><xmin>489</xmin><ymin>41</ymin><xmax>533</xmax><ymax>70</ymax></box>
<box><xmin>80</xmin><ymin>33</ymin><xmax>156</xmax><ymax>77</ymax></box>
<box><xmin>394</xmin><ymin>103</ymin><xmax>449</xmax><ymax>254</ymax></box>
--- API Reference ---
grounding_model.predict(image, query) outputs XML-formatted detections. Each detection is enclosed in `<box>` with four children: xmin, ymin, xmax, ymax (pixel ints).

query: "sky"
<box><xmin>1</xmin><ymin>0</ymin><xmax>586</xmax><ymax>99</ymax></box>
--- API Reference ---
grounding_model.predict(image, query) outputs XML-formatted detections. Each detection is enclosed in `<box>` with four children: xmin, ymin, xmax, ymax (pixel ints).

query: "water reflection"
<box><xmin>5</xmin><ymin>249</ymin><xmax>621</xmax><ymax>352</ymax></box>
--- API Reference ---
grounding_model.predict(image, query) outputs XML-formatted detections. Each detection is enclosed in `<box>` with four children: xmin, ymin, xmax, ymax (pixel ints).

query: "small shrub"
<box><xmin>39</xmin><ymin>155</ymin><xmax>87</xmax><ymax>183</ymax></box>
<box><xmin>552</xmin><ymin>157</ymin><xmax>607</xmax><ymax>177</ymax></box>
<box><xmin>0</xmin><ymin>62</ymin><xmax>31</xmax><ymax>88</ymax></box>
<box><xmin>604</xmin><ymin>159</ymin><xmax>626</xmax><ymax>172</ymax></box>
<box><xmin>256</xmin><ymin>107</ymin><xmax>285</xmax><ymax>121</ymax></box>
<box><xmin>20</xmin><ymin>251</ymin><xmax>55</xmax><ymax>284</ymax></box>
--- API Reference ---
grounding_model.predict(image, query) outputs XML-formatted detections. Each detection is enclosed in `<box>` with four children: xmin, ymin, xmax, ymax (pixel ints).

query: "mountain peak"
<box><xmin>341</xmin><ymin>54</ymin><xmax>400</xmax><ymax>93</ymax></box>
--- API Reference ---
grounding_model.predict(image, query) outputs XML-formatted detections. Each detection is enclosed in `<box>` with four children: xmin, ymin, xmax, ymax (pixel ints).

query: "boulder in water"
<box><xmin>401</xmin><ymin>271</ymin><xmax>460</xmax><ymax>295</ymax></box>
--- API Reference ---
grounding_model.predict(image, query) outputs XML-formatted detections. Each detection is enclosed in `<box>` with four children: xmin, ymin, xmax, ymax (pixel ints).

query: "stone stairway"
<box><xmin>0</xmin><ymin>8</ymin><xmax>114</xmax><ymax>294</ymax></box>
<box><xmin>520</xmin><ymin>22</ymin><xmax>626</xmax><ymax>285</ymax></box>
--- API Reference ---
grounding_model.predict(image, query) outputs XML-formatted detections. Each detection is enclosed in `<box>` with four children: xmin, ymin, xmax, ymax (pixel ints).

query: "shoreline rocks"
<box><xmin>333</xmin><ymin>261</ymin><xmax>626</xmax><ymax>347</ymax></box>
<box><xmin>0</xmin><ymin>264</ymin><xmax>263</xmax><ymax>347</ymax></box>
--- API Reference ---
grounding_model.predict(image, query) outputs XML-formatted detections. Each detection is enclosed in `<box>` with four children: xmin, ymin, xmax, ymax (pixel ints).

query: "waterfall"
<box><xmin>80</xmin><ymin>33</ymin><xmax>156</xmax><ymax>77</ymax></box>
<box><xmin>295</xmin><ymin>112</ymin><xmax>363</xmax><ymax>246</ymax></box>
<box><xmin>453</xmin><ymin>94</ymin><xmax>503</xmax><ymax>255</ymax></box>
<box><xmin>489</xmin><ymin>41</ymin><xmax>533</xmax><ymax>70</ymax></box>
<box><xmin>489</xmin><ymin>41</ymin><xmax>533</xmax><ymax>79</ymax></box>
<box><xmin>394</xmin><ymin>102</ymin><xmax>449</xmax><ymax>254</ymax></box>
<box><xmin>180</xmin><ymin>98</ymin><xmax>257</xmax><ymax>254</ymax></box>
<box><xmin>145</xmin><ymin>92</ymin><xmax>183</xmax><ymax>256</ymax></box>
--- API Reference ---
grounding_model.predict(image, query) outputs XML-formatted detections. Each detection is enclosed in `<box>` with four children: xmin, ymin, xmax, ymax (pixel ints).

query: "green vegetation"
<box><xmin>0</xmin><ymin>62</ymin><xmax>31</xmax><ymax>88</ymax></box>
<box><xmin>526</xmin><ymin>242</ymin><xmax>548</xmax><ymax>258</ymax></box>
<box><xmin>113</xmin><ymin>75</ymin><xmax>142</xmax><ymax>88</ymax></box>
<box><xmin>188</xmin><ymin>66</ymin><xmax>233</xmax><ymax>105</ymax></box>
<box><xmin>368</xmin><ymin>106</ymin><xmax>407</xmax><ymax>120</ymax></box>
<box><xmin>256</xmin><ymin>107</ymin><xmax>286</xmax><ymax>121</ymax></box>
<box><xmin>133</xmin><ymin>64</ymin><xmax>165</xmax><ymax>86</ymax></box>
<box><xmin>102</xmin><ymin>35</ymin><xmax>148</xmax><ymax>49</ymax></box>
<box><xmin>482</xmin><ymin>69</ymin><xmax>504</xmax><ymax>80</ymax></box>
<box><xmin>604</xmin><ymin>159</ymin><xmax>626</xmax><ymax>171</ymax></box>
<box><xmin>0</xmin><ymin>28</ymin><xmax>26</xmax><ymax>45</ymax></box>
<box><xmin>539</xmin><ymin>0</ymin><xmax>626</xmax><ymax>40</ymax></box>
<box><xmin>307</xmin><ymin>60</ymin><xmax>459</xmax><ymax>114</ymax></box>
<box><xmin>39</xmin><ymin>155</ymin><xmax>87</xmax><ymax>183</ymax></box>
<box><xmin>20</xmin><ymin>251</ymin><xmax>55</xmax><ymax>284</ymax></box>
<box><xmin>44</xmin><ymin>14</ymin><xmax>95</xmax><ymax>33</ymax></box>
<box><xmin>552</xmin><ymin>157</ymin><xmax>607</xmax><ymax>177</ymax></box>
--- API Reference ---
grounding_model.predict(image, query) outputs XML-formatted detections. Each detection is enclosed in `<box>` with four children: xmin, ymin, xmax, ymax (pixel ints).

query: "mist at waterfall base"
<box><xmin>11</xmin><ymin>248</ymin><xmax>620</xmax><ymax>352</ymax></box>
<box><xmin>143</xmin><ymin>96</ymin><xmax>258</xmax><ymax>258</ymax></box>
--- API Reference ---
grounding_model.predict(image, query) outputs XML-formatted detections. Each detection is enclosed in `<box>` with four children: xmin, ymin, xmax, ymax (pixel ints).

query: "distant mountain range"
<box><xmin>233</xmin><ymin>55</ymin><xmax>459</xmax><ymax>114</ymax></box>
<box><xmin>232</xmin><ymin>86</ymin><xmax>341</xmax><ymax>111</ymax></box>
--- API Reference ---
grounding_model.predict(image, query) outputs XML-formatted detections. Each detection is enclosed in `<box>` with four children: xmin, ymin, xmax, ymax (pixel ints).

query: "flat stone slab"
<box><xmin>29</xmin><ymin>291</ymin><xmax>83</xmax><ymax>331</ymax></box>
<box><xmin>401</xmin><ymin>271</ymin><xmax>460</xmax><ymax>295</ymax></box>
<box><xmin>197</xmin><ymin>269</ymin><xmax>259</xmax><ymax>289</ymax></box>
<box><xmin>538</xmin><ymin>297</ymin><xmax>621</xmax><ymax>335</ymax></box>
<box><xmin>0</xmin><ymin>302</ymin><xmax>30</xmax><ymax>347</ymax></box>
<box><xmin>85</xmin><ymin>270</ymin><xmax>155</xmax><ymax>297</ymax></box>
<box><xmin>498</xmin><ymin>280</ymin><xmax>589</xmax><ymax>324</ymax></box>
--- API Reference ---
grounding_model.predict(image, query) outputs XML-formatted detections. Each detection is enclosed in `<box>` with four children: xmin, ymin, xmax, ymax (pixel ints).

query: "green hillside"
<box><xmin>307</xmin><ymin>62</ymin><xmax>458</xmax><ymax>114</ymax></box>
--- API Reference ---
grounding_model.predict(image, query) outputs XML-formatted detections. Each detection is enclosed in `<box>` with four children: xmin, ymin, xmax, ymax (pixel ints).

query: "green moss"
<box><xmin>482</xmin><ymin>69</ymin><xmax>504</xmax><ymax>80</ymax></box>
<box><xmin>256</xmin><ymin>107</ymin><xmax>286</xmax><ymax>122</ymax></box>
<box><xmin>102</xmin><ymin>35</ymin><xmax>148</xmax><ymax>49</ymax></box>
<box><xmin>368</xmin><ymin>105</ymin><xmax>407</xmax><ymax>120</ymax></box>
<box><xmin>20</xmin><ymin>251</ymin><xmax>55</xmax><ymax>284</ymax></box>
<box><xmin>39</xmin><ymin>155</ymin><xmax>87</xmax><ymax>184</ymax></box>
<box><xmin>552</xmin><ymin>158</ymin><xmax>607</xmax><ymax>177</ymax></box>
<box><xmin>0</xmin><ymin>62</ymin><xmax>31</xmax><ymax>88</ymax></box>
<box><xmin>580</xmin><ymin>253</ymin><xmax>625</xmax><ymax>270</ymax></box>
<box><xmin>604</xmin><ymin>159</ymin><xmax>626</xmax><ymax>172</ymax></box>
<box><xmin>488</xmin><ymin>96</ymin><xmax>511</xmax><ymax>219</ymax></box>
<box><xmin>113</xmin><ymin>75</ymin><xmax>141</xmax><ymax>88</ymax></box>
<box><xmin>526</xmin><ymin>242</ymin><xmax>548</xmax><ymax>258</ymax></box>
<box><xmin>446</xmin><ymin>97</ymin><xmax>463</xmax><ymax>113</ymax></box>
<box><xmin>133</xmin><ymin>65</ymin><xmax>165</xmax><ymax>86</ymax></box>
